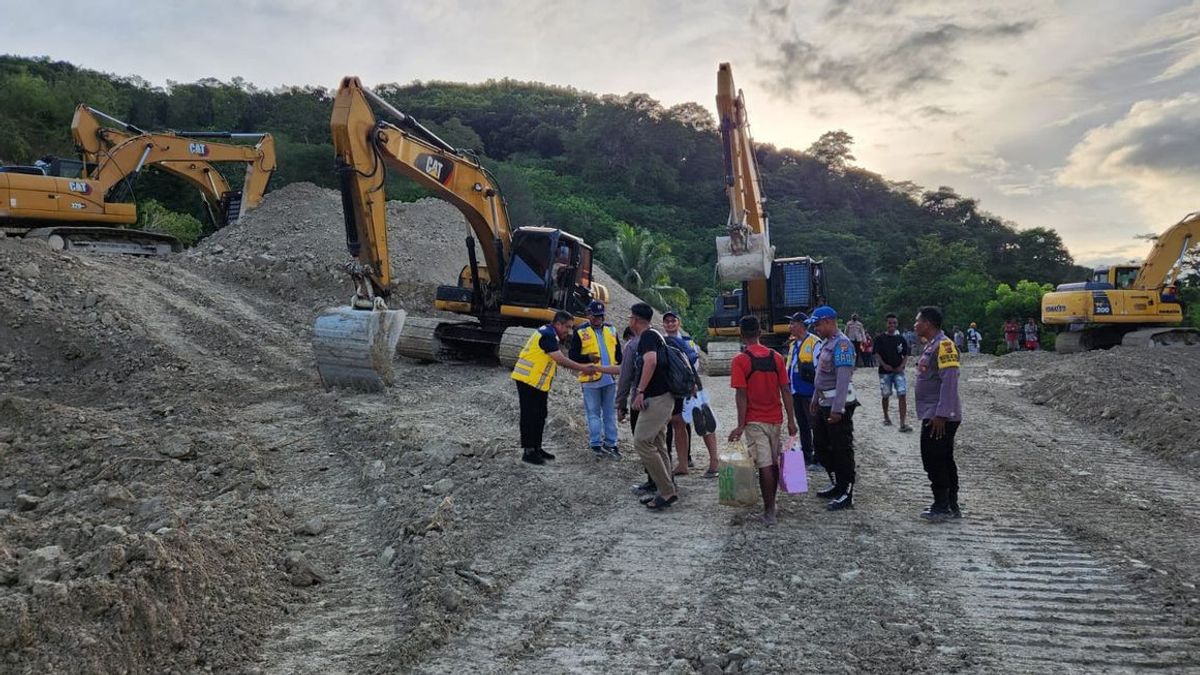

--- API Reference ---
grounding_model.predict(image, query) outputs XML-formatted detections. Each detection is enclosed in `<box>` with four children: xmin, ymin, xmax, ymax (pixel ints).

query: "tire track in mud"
<box><xmin>857</xmin><ymin>362</ymin><xmax>1200</xmax><ymax>673</ymax></box>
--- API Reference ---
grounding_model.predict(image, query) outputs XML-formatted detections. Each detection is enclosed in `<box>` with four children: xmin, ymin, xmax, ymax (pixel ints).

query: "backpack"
<box><xmin>637</xmin><ymin>330</ymin><xmax>696</xmax><ymax>398</ymax></box>
<box><xmin>747</xmin><ymin>349</ymin><xmax>781</xmax><ymax>379</ymax></box>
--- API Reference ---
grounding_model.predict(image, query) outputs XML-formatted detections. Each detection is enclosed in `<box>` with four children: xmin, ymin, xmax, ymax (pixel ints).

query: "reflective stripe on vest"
<box><xmin>511</xmin><ymin>327</ymin><xmax>557</xmax><ymax>392</ymax></box>
<box><xmin>576</xmin><ymin>324</ymin><xmax>618</xmax><ymax>384</ymax></box>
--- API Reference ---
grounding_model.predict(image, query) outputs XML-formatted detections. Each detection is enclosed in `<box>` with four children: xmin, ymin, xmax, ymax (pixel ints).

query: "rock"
<box><xmin>82</xmin><ymin>292</ymin><xmax>98</xmax><ymax>308</ymax></box>
<box><xmin>838</xmin><ymin>568</ymin><xmax>861</xmax><ymax>582</ymax></box>
<box><xmin>0</xmin><ymin>549</ymin><xmax>17</xmax><ymax>586</ymax></box>
<box><xmin>295</xmin><ymin>516</ymin><xmax>326</xmax><ymax>536</ymax></box>
<box><xmin>701</xmin><ymin>655</ymin><xmax>722</xmax><ymax>667</ymax></box>
<box><xmin>742</xmin><ymin>659</ymin><xmax>764</xmax><ymax>672</ymax></box>
<box><xmin>18</xmin><ymin>546</ymin><xmax>65</xmax><ymax>588</ymax></box>
<box><xmin>14</xmin><ymin>493</ymin><xmax>41</xmax><ymax>512</ymax></box>
<box><xmin>727</xmin><ymin>647</ymin><xmax>749</xmax><ymax>660</ymax></box>
<box><xmin>431</xmin><ymin>478</ymin><xmax>455</xmax><ymax>495</ymax></box>
<box><xmin>31</xmin><ymin>580</ymin><xmax>68</xmax><ymax>602</ymax></box>
<box><xmin>87</xmin><ymin>545</ymin><xmax>127</xmax><ymax>577</ymax></box>
<box><xmin>284</xmin><ymin>552</ymin><xmax>326</xmax><ymax>587</ymax></box>
<box><xmin>379</xmin><ymin>546</ymin><xmax>396</xmax><ymax>566</ymax></box>
<box><xmin>92</xmin><ymin>524</ymin><xmax>128</xmax><ymax>545</ymax></box>
<box><xmin>368</xmin><ymin>460</ymin><xmax>386</xmax><ymax>479</ymax></box>
<box><xmin>13</xmin><ymin>262</ymin><xmax>39</xmax><ymax>279</ymax></box>
<box><xmin>439</xmin><ymin>587</ymin><xmax>463</xmax><ymax>612</ymax></box>
<box><xmin>662</xmin><ymin>658</ymin><xmax>693</xmax><ymax>675</ymax></box>
<box><xmin>157</xmin><ymin>434</ymin><xmax>195</xmax><ymax>460</ymax></box>
<box><xmin>883</xmin><ymin>622</ymin><xmax>920</xmax><ymax>635</ymax></box>
<box><xmin>700</xmin><ymin>665</ymin><xmax>723</xmax><ymax>675</ymax></box>
<box><xmin>99</xmin><ymin>311</ymin><xmax>116</xmax><ymax>327</ymax></box>
<box><xmin>252</xmin><ymin>470</ymin><xmax>272</xmax><ymax>490</ymax></box>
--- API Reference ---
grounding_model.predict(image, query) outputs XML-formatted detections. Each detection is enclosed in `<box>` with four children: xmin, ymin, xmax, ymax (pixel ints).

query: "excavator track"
<box><xmin>396</xmin><ymin>317</ymin><xmax>447</xmax><ymax>362</ymax></box>
<box><xmin>1121</xmin><ymin>326</ymin><xmax>1200</xmax><ymax>349</ymax></box>
<box><xmin>705</xmin><ymin>340</ymin><xmax>742</xmax><ymax>376</ymax></box>
<box><xmin>498</xmin><ymin>327</ymin><xmax>537</xmax><ymax>370</ymax></box>
<box><xmin>312</xmin><ymin>307</ymin><xmax>406</xmax><ymax>392</ymax></box>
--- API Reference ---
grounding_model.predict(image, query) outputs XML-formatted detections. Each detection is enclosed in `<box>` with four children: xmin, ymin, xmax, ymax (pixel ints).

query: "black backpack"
<box><xmin>637</xmin><ymin>330</ymin><xmax>697</xmax><ymax>398</ymax></box>
<box><xmin>748</xmin><ymin>349</ymin><xmax>781</xmax><ymax>379</ymax></box>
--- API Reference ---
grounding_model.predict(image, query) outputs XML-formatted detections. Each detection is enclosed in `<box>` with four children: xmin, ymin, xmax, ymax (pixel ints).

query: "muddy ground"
<box><xmin>3</xmin><ymin>186</ymin><xmax>1200</xmax><ymax>673</ymax></box>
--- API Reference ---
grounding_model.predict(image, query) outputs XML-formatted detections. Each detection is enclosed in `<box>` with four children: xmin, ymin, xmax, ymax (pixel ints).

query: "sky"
<box><xmin>4</xmin><ymin>0</ymin><xmax>1199</xmax><ymax>267</ymax></box>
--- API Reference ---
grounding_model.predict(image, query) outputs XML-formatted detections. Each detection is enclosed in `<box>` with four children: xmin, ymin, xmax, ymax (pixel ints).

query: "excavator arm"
<box><xmin>1134</xmin><ymin>211</ymin><xmax>1200</xmax><ymax>291</ymax></box>
<box><xmin>330</xmin><ymin>76</ymin><xmax>513</xmax><ymax>300</ymax></box>
<box><xmin>714</xmin><ymin>62</ymin><xmax>773</xmax><ymax>282</ymax></box>
<box><xmin>71</xmin><ymin>105</ymin><xmax>276</xmax><ymax>224</ymax></box>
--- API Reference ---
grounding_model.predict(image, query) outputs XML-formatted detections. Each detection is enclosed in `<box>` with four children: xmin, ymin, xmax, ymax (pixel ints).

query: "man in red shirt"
<box><xmin>728</xmin><ymin>316</ymin><xmax>798</xmax><ymax>525</ymax></box>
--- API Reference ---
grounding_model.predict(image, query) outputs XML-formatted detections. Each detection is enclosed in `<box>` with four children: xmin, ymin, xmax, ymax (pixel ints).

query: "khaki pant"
<box><xmin>744</xmin><ymin>422</ymin><xmax>782</xmax><ymax>469</ymax></box>
<box><xmin>633</xmin><ymin>393</ymin><xmax>676</xmax><ymax>497</ymax></box>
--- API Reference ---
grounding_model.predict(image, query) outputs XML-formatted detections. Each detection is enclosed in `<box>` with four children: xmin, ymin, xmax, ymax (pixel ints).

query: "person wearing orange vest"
<box><xmin>511</xmin><ymin>311</ymin><xmax>606</xmax><ymax>466</ymax></box>
<box><xmin>569</xmin><ymin>300</ymin><xmax>624</xmax><ymax>459</ymax></box>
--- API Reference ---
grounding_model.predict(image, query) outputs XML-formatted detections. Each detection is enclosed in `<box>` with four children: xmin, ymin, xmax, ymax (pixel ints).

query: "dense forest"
<box><xmin>7</xmin><ymin>54</ymin><xmax>1186</xmax><ymax>349</ymax></box>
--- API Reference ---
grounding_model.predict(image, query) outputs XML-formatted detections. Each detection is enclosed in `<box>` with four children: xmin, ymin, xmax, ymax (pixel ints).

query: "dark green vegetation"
<box><xmin>10</xmin><ymin>54</ymin><xmax>1180</xmax><ymax>348</ymax></box>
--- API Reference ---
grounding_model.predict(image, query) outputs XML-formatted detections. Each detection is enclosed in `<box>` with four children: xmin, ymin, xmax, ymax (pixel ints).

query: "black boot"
<box><xmin>522</xmin><ymin>448</ymin><xmax>545</xmax><ymax>465</ymax></box>
<box><xmin>920</xmin><ymin>488</ymin><xmax>951</xmax><ymax>521</ymax></box>
<box><xmin>537</xmin><ymin>447</ymin><xmax>556</xmax><ymax>460</ymax></box>
<box><xmin>948</xmin><ymin>487</ymin><xmax>961</xmax><ymax>518</ymax></box>
<box><xmin>816</xmin><ymin>471</ymin><xmax>839</xmax><ymax>498</ymax></box>
<box><xmin>827</xmin><ymin>482</ymin><xmax>854</xmax><ymax>510</ymax></box>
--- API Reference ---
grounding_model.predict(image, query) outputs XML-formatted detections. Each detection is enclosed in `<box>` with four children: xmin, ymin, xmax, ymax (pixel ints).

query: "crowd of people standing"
<box><xmin>510</xmin><ymin>300</ymin><xmax>967</xmax><ymax>524</ymax></box>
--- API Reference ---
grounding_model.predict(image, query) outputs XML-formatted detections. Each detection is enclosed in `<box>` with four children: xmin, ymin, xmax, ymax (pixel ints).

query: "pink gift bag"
<box><xmin>779</xmin><ymin>450</ymin><xmax>808</xmax><ymax>494</ymax></box>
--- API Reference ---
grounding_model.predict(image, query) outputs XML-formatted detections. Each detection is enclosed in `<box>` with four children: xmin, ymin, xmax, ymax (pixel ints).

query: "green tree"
<box><xmin>878</xmin><ymin>236</ymin><xmax>995</xmax><ymax>335</ymax></box>
<box><xmin>806</xmin><ymin>130</ymin><xmax>855</xmax><ymax>173</ymax></box>
<box><xmin>983</xmin><ymin>280</ymin><xmax>1055</xmax><ymax>352</ymax></box>
<box><xmin>596</xmin><ymin>223</ymin><xmax>687</xmax><ymax>311</ymax></box>
<box><xmin>136</xmin><ymin>199</ymin><xmax>204</xmax><ymax>246</ymax></box>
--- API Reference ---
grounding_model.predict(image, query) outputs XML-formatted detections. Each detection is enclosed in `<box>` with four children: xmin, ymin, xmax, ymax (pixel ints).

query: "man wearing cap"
<box><xmin>512</xmin><ymin>311</ymin><xmax>602</xmax><ymax>465</ymax></box>
<box><xmin>785</xmin><ymin>312</ymin><xmax>820</xmax><ymax>465</ymax></box>
<box><xmin>570</xmin><ymin>300</ymin><xmax>623</xmax><ymax>458</ymax></box>
<box><xmin>728</xmin><ymin>315</ymin><xmax>798</xmax><ymax>525</ymax></box>
<box><xmin>809</xmin><ymin>305</ymin><xmax>859</xmax><ymax>510</ymax></box>
<box><xmin>913</xmin><ymin>306</ymin><xmax>963</xmax><ymax>521</ymax></box>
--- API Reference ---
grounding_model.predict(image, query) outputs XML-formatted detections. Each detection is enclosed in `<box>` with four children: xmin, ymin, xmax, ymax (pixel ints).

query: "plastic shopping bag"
<box><xmin>718</xmin><ymin>440</ymin><xmax>759</xmax><ymax>507</ymax></box>
<box><xmin>779</xmin><ymin>449</ymin><xmax>808</xmax><ymax>494</ymax></box>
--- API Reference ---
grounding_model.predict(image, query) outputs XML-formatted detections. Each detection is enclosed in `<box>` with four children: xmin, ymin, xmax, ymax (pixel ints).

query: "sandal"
<box><xmin>645</xmin><ymin>495</ymin><xmax>678</xmax><ymax>510</ymax></box>
<box><xmin>883</xmin><ymin>419</ymin><xmax>893</xmax><ymax>426</ymax></box>
<box><xmin>899</xmin><ymin>424</ymin><xmax>913</xmax><ymax>433</ymax></box>
<box><xmin>638</xmin><ymin>494</ymin><xmax>658</xmax><ymax>505</ymax></box>
<box><xmin>672</xmin><ymin>467</ymin><xmax>689</xmax><ymax>476</ymax></box>
<box><xmin>703</xmin><ymin>468</ymin><xmax>720</xmax><ymax>479</ymax></box>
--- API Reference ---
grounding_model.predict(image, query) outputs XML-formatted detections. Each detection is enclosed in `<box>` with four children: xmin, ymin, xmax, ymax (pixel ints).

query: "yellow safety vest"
<box><xmin>575</xmin><ymin>323</ymin><xmax>618</xmax><ymax>384</ymax></box>
<box><xmin>511</xmin><ymin>327</ymin><xmax>557</xmax><ymax>392</ymax></box>
<box><xmin>787</xmin><ymin>333</ymin><xmax>819</xmax><ymax>367</ymax></box>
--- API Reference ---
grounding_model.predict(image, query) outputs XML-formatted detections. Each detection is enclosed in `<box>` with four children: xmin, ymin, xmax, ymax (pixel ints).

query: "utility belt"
<box><xmin>818</xmin><ymin>384</ymin><xmax>857</xmax><ymax>407</ymax></box>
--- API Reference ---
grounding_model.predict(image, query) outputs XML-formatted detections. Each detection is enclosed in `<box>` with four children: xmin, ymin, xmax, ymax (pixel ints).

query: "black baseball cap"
<box><xmin>787</xmin><ymin>312</ymin><xmax>809</xmax><ymax>323</ymax></box>
<box><xmin>662</xmin><ymin>310</ymin><xmax>680</xmax><ymax>319</ymax></box>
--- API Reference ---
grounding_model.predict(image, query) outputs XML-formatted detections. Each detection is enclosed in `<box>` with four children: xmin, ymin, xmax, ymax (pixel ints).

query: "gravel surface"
<box><xmin>4</xmin><ymin>187</ymin><xmax>1200</xmax><ymax>674</ymax></box>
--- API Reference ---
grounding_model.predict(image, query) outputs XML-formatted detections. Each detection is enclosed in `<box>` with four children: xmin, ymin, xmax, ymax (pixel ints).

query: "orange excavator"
<box><xmin>0</xmin><ymin>105</ymin><xmax>275</xmax><ymax>255</ymax></box>
<box><xmin>311</xmin><ymin>77</ymin><xmax>608</xmax><ymax>391</ymax></box>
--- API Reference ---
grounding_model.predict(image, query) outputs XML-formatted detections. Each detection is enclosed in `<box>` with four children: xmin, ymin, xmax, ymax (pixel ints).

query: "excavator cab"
<box><xmin>501</xmin><ymin>228</ymin><xmax>592</xmax><ymax>316</ymax></box>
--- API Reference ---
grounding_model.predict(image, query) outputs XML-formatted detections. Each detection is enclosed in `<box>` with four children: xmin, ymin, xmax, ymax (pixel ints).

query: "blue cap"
<box><xmin>809</xmin><ymin>305</ymin><xmax>837</xmax><ymax>324</ymax></box>
<box><xmin>587</xmin><ymin>300</ymin><xmax>606</xmax><ymax>316</ymax></box>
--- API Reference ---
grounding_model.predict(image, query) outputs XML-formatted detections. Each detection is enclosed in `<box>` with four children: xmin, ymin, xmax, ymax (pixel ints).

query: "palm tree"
<box><xmin>597</xmin><ymin>223</ymin><xmax>688</xmax><ymax>311</ymax></box>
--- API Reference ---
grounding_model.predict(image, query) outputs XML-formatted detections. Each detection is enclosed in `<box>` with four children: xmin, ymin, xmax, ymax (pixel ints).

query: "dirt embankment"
<box><xmin>1015</xmin><ymin>347</ymin><xmax>1200</xmax><ymax>467</ymax></box>
<box><xmin>0</xmin><ymin>183</ymin><xmax>647</xmax><ymax>674</ymax></box>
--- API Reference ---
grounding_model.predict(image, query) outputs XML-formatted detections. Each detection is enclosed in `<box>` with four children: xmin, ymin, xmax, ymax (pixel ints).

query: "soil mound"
<box><xmin>1018</xmin><ymin>347</ymin><xmax>1200</xmax><ymax>466</ymax></box>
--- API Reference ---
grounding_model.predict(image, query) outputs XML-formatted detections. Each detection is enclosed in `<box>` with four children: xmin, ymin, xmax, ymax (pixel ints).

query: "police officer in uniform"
<box><xmin>512</xmin><ymin>311</ymin><xmax>608</xmax><ymax>465</ymax></box>
<box><xmin>808</xmin><ymin>305</ymin><xmax>859</xmax><ymax>511</ymax></box>
<box><xmin>913</xmin><ymin>306</ymin><xmax>964</xmax><ymax>520</ymax></box>
<box><xmin>569</xmin><ymin>301</ymin><xmax>623</xmax><ymax>458</ymax></box>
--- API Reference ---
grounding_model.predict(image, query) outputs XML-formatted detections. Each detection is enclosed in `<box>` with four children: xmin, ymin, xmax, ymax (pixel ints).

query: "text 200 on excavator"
<box><xmin>312</xmin><ymin>77</ymin><xmax>607</xmax><ymax>391</ymax></box>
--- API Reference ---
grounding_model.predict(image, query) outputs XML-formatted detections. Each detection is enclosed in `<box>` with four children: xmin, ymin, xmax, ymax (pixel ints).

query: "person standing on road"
<box><xmin>1024</xmin><ymin>318</ymin><xmax>1040</xmax><ymax>351</ymax></box>
<box><xmin>512</xmin><ymin>311</ymin><xmax>602</xmax><ymax>465</ymax></box>
<box><xmin>629</xmin><ymin>303</ymin><xmax>680</xmax><ymax>511</ymax></box>
<box><xmin>966</xmin><ymin>323</ymin><xmax>982</xmax><ymax>354</ymax></box>
<box><xmin>874</xmin><ymin>313</ymin><xmax>912</xmax><ymax>433</ymax></box>
<box><xmin>913</xmin><ymin>306</ymin><xmax>964</xmax><ymax>521</ymax></box>
<box><xmin>844</xmin><ymin>313</ymin><xmax>867</xmax><ymax>367</ymax></box>
<box><xmin>809</xmin><ymin>305</ymin><xmax>859</xmax><ymax>511</ymax></box>
<box><xmin>617</xmin><ymin>326</ymin><xmax>656</xmax><ymax>496</ymax></box>
<box><xmin>1004</xmin><ymin>317</ymin><xmax>1020</xmax><ymax>352</ymax></box>
<box><xmin>569</xmin><ymin>301</ymin><xmax>622</xmax><ymax>459</ymax></box>
<box><xmin>662</xmin><ymin>310</ymin><xmax>697</xmax><ymax>474</ymax></box>
<box><xmin>785</xmin><ymin>312</ymin><xmax>820</xmax><ymax>465</ymax></box>
<box><xmin>728</xmin><ymin>315</ymin><xmax>797</xmax><ymax>525</ymax></box>
<box><xmin>952</xmin><ymin>326</ymin><xmax>965</xmax><ymax>352</ymax></box>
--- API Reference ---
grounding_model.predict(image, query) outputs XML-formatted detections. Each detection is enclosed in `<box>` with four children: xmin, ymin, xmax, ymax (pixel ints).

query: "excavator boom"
<box><xmin>714</xmin><ymin>62</ymin><xmax>773</xmax><ymax>282</ymax></box>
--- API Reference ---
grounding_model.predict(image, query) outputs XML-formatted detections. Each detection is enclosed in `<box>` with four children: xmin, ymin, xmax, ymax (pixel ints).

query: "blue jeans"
<box><xmin>582</xmin><ymin>383</ymin><xmax>618</xmax><ymax>448</ymax></box>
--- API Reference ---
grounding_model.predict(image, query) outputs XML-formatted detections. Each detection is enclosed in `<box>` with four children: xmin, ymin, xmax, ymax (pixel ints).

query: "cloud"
<box><xmin>753</xmin><ymin>1</ymin><xmax>1039</xmax><ymax>101</ymax></box>
<box><xmin>1059</xmin><ymin>93</ymin><xmax>1200</xmax><ymax>224</ymax></box>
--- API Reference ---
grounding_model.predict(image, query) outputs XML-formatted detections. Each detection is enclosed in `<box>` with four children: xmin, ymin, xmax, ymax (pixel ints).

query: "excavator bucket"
<box><xmin>715</xmin><ymin>232</ymin><xmax>773</xmax><ymax>281</ymax></box>
<box><xmin>312</xmin><ymin>307</ymin><xmax>407</xmax><ymax>392</ymax></box>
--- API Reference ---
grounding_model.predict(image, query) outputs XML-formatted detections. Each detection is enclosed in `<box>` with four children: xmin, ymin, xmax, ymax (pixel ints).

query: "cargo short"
<box><xmin>879</xmin><ymin>372</ymin><xmax>907</xmax><ymax>398</ymax></box>
<box><xmin>744</xmin><ymin>422</ymin><xmax>782</xmax><ymax>469</ymax></box>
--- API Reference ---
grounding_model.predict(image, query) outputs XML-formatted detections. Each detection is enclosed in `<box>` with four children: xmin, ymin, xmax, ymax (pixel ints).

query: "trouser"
<box><xmin>852</xmin><ymin>341</ymin><xmax>864</xmax><ymax>366</ymax></box>
<box><xmin>633</xmin><ymin>393</ymin><xmax>676</xmax><ymax>496</ymax></box>
<box><xmin>791</xmin><ymin>392</ymin><xmax>814</xmax><ymax>461</ymax></box>
<box><xmin>812</xmin><ymin>404</ymin><xmax>857</xmax><ymax>490</ymax></box>
<box><xmin>920</xmin><ymin>420</ymin><xmax>961</xmax><ymax>507</ymax></box>
<box><xmin>582</xmin><ymin>383</ymin><xmax>619</xmax><ymax>447</ymax></box>
<box><xmin>516</xmin><ymin>381</ymin><xmax>549</xmax><ymax>451</ymax></box>
<box><xmin>630</xmin><ymin>408</ymin><xmax>655</xmax><ymax>490</ymax></box>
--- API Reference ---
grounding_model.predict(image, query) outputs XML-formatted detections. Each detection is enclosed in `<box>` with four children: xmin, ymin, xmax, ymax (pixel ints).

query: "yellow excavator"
<box><xmin>311</xmin><ymin>76</ymin><xmax>608</xmax><ymax>391</ymax></box>
<box><xmin>705</xmin><ymin>63</ymin><xmax>826</xmax><ymax>374</ymax></box>
<box><xmin>1042</xmin><ymin>211</ymin><xmax>1200</xmax><ymax>353</ymax></box>
<box><xmin>0</xmin><ymin>105</ymin><xmax>275</xmax><ymax>255</ymax></box>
